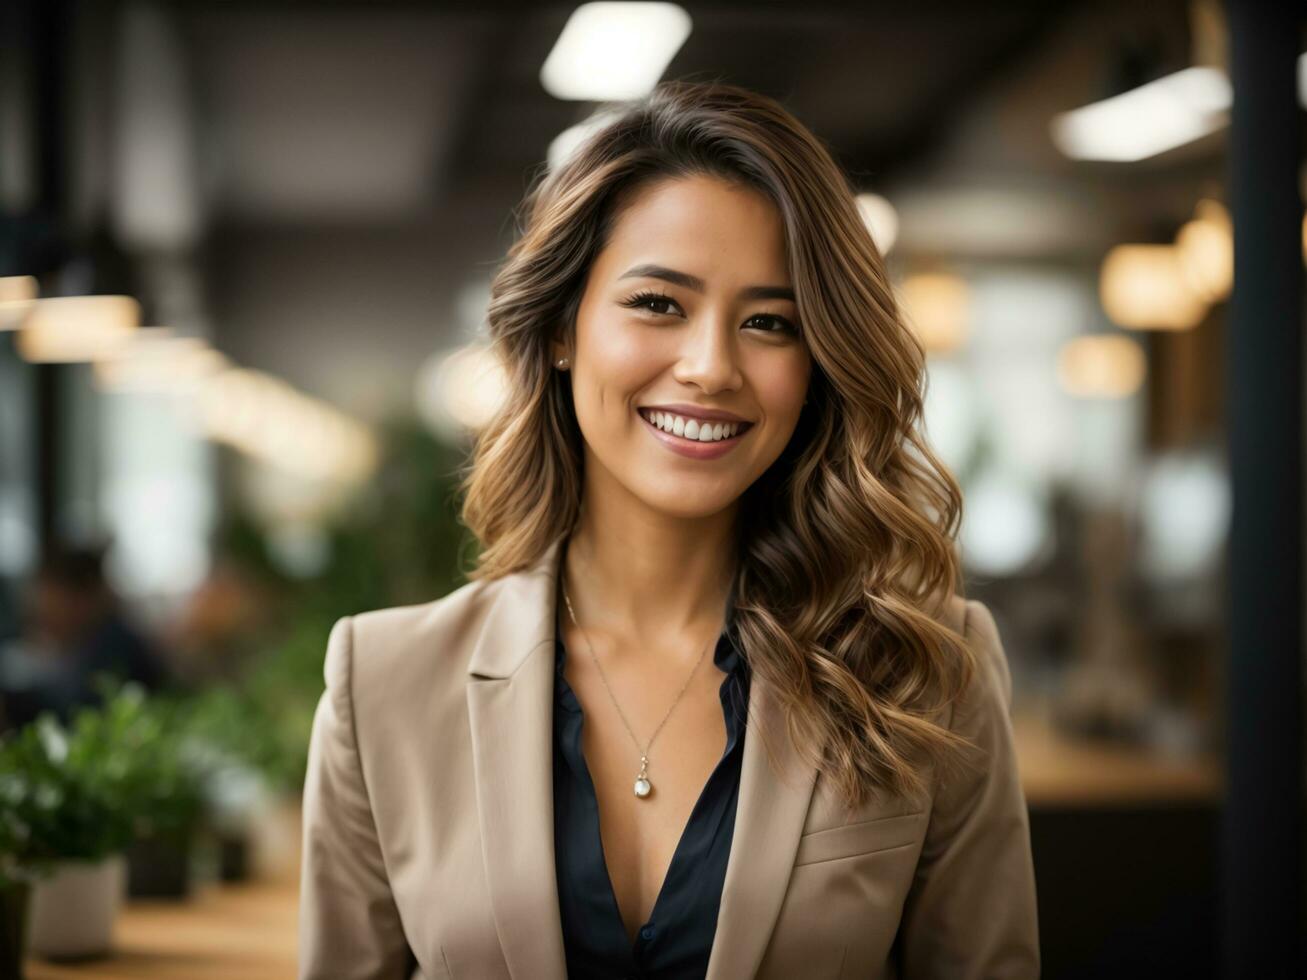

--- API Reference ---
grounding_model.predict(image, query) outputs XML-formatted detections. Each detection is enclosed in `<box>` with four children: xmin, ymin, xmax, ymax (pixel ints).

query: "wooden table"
<box><xmin>22</xmin><ymin>711</ymin><xmax>1222</xmax><ymax>977</ymax></box>
<box><xmin>25</xmin><ymin>872</ymin><xmax>299</xmax><ymax>980</ymax></box>
<box><xmin>25</xmin><ymin>801</ymin><xmax>304</xmax><ymax>980</ymax></box>
<box><xmin>1013</xmin><ymin>710</ymin><xmax>1221</xmax><ymax>807</ymax></box>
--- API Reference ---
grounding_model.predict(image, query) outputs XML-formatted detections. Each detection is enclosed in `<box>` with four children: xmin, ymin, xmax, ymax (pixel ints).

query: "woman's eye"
<box><xmin>622</xmin><ymin>291</ymin><xmax>681</xmax><ymax>317</ymax></box>
<box><xmin>745</xmin><ymin>314</ymin><xmax>800</xmax><ymax>336</ymax></box>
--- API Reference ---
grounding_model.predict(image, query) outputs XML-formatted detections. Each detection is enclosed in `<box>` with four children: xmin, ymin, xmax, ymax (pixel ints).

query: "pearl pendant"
<box><xmin>634</xmin><ymin>754</ymin><xmax>652</xmax><ymax>798</ymax></box>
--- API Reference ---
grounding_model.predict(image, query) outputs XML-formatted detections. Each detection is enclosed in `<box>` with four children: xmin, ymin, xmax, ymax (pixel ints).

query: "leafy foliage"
<box><xmin>0</xmin><ymin>681</ymin><xmax>207</xmax><ymax>888</ymax></box>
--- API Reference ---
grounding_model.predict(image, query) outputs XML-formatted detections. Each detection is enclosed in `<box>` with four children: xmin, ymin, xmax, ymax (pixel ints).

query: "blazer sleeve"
<box><xmin>299</xmin><ymin>615</ymin><xmax>416</xmax><ymax>979</ymax></box>
<box><xmin>894</xmin><ymin>599</ymin><xmax>1041</xmax><ymax>979</ymax></box>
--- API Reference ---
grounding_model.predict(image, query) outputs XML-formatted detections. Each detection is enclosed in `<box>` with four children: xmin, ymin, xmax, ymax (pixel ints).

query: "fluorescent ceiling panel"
<box><xmin>541</xmin><ymin>3</ymin><xmax>691</xmax><ymax>101</ymax></box>
<box><xmin>1050</xmin><ymin>66</ymin><xmax>1231</xmax><ymax>162</ymax></box>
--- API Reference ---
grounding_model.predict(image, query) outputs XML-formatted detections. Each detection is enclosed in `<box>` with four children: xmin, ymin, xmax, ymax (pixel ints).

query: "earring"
<box><xmin>556</xmin><ymin>357</ymin><xmax>570</xmax><ymax>369</ymax></box>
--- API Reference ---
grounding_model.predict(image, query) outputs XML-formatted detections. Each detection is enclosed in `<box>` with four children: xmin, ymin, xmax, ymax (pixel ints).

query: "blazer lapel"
<box><xmin>465</xmin><ymin>535</ymin><xmax>820</xmax><ymax>980</ymax></box>
<box><xmin>705</xmin><ymin>668</ymin><xmax>821</xmax><ymax>979</ymax></box>
<box><xmin>466</xmin><ymin>537</ymin><xmax>568</xmax><ymax>980</ymax></box>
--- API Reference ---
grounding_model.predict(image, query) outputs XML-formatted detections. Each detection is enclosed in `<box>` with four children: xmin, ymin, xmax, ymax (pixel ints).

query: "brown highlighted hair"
<box><xmin>459</xmin><ymin>79</ymin><xmax>977</xmax><ymax>811</ymax></box>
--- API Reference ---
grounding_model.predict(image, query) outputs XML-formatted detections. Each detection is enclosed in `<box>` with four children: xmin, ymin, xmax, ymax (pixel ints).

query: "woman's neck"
<box><xmin>562</xmin><ymin>498</ymin><xmax>738</xmax><ymax>644</ymax></box>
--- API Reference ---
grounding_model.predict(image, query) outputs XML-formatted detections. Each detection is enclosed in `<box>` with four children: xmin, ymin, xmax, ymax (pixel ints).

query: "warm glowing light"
<box><xmin>415</xmin><ymin>344</ymin><xmax>509</xmax><ymax>440</ymax></box>
<box><xmin>0</xmin><ymin>276</ymin><xmax>37</xmax><ymax>330</ymax></box>
<box><xmin>1099</xmin><ymin>244</ymin><xmax>1206</xmax><ymax>330</ymax></box>
<box><xmin>16</xmin><ymin>295</ymin><xmax>140</xmax><ymax>362</ymax></box>
<box><xmin>0</xmin><ymin>276</ymin><xmax>36</xmax><ymax>303</ymax></box>
<box><xmin>196</xmin><ymin>367</ymin><xmax>378</xmax><ymax>484</ymax></box>
<box><xmin>1174</xmin><ymin>198</ymin><xmax>1232</xmax><ymax>302</ymax></box>
<box><xmin>1051</xmin><ymin>66</ymin><xmax>1231</xmax><ymax>162</ymax></box>
<box><xmin>1056</xmin><ymin>334</ymin><xmax>1146</xmax><ymax>398</ymax></box>
<box><xmin>93</xmin><ymin>330</ymin><xmax>230</xmax><ymax>393</ymax></box>
<box><xmin>540</xmin><ymin>3</ymin><xmax>691</xmax><ymax>101</ymax></box>
<box><xmin>897</xmin><ymin>273</ymin><xmax>969</xmax><ymax>354</ymax></box>
<box><xmin>855</xmin><ymin>192</ymin><xmax>899</xmax><ymax>254</ymax></box>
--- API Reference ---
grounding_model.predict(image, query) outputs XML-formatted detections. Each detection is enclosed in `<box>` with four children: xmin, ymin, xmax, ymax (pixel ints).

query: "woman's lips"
<box><xmin>637</xmin><ymin>409</ymin><xmax>751</xmax><ymax>460</ymax></box>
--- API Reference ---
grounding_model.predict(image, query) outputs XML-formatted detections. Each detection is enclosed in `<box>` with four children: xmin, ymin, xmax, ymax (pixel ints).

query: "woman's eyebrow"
<box><xmin>618</xmin><ymin>263</ymin><xmax>795</xmax><ymax>302</ymax></box>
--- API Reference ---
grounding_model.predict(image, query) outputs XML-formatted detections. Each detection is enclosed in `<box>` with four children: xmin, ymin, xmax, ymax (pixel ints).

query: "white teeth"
<box><xmin>642</xmin><ymin>410</ymin><xmax>743</xmax><ymax>442</ymax></box>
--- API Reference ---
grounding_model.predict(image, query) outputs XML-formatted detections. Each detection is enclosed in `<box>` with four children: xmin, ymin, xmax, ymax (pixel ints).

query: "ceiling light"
<box><xmin>415</xmin><ymin>344</ymin><xmax>509</xmax><ymax>441</ymax></box>
<box><xmin>1099</xmin><ymin>244</ymin><xmax>1207</xmax><ymax>330</ymax></box>
<box><xmin>196</xmin><ymin>367</ymin><xmax>377</xmax><ymax>483</ymax></box>
<box><xmin>1051</xmin><ymin>66</ymin><xmax>1231</xmax><ymax>162</ymax></box>
<box><xmin>1056</xmin><ymin>334</ymin><xmax>1146</xmax><ymax>398</ymax></box>
<box><xmin>0</xmin><ymin>276</ymin><xmax>38</xmax><ymax>331</ymax></box>
<box><xmin>897</xmin><ymin>272</ymin><xmax>970</xmax><ymax>354</ymax></box>
<box><xmin>16</xmin><ymin>295</ymin><xmax>140</xmax><ymax>362</ymax></box>
<box><xmin>1174</xmin><ymin>199</ymin><xmax>1232</xmax><ymax>303</ymax></box>
<box><xmin>855</xmin><ymin>192</ymin><xmax>899</xmax><ymax>254</ymax></box>
<box><xmin>541</xmin><ymin>3</ymin><xmax>691</xmax><ymax>101</ymax></box>
<box><xmin>94</xmin><ymin>331</ymin><xmax>230</xmax><ymax>394</ymax></box>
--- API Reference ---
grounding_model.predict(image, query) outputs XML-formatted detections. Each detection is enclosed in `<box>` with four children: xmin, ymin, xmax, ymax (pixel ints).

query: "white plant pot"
<box><xmin>26</xmin><ymin>854</ymin><xmax>126</xmax><ymax>959</ymax></box>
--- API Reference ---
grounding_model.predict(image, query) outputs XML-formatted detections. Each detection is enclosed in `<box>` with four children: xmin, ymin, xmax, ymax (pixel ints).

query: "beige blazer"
<box><xmin>299</xmin><ymin>537</ymin><xmax>1040</xmax><ymax>979</ymax></box>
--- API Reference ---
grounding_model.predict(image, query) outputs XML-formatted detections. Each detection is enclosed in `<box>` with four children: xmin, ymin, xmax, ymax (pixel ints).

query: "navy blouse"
<box><xmin>552</xmin><ymin>604</ymin><xmax>751</xmax><ymax>980</ymax></box>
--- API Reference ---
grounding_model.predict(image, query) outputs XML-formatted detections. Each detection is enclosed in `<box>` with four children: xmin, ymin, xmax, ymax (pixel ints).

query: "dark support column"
<box><xmin>30</xmin><ymin>0</ymin><xmax>71</xmax><ymax>553</ymax></box>
<box><xmin>1222</xmin><ymin>1</ymin><xmax>1305</xmax><ymax>977</ymax></box>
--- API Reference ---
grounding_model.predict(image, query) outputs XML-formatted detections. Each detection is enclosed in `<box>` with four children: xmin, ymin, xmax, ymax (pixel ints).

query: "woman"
<box><xmin>299</xmin><ymin>80</ymin><xmax>1040</xmax><ymax>980</ymax></box>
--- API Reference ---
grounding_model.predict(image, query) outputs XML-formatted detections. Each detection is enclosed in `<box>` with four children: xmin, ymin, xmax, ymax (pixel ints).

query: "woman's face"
<box><xmin>557</xmin><ymin>173</ymin><xmax>812</xmax><ymax>521</ymax></box>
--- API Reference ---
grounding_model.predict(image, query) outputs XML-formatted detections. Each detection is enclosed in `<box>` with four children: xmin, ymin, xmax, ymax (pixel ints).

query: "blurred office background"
<box><xmin>0</xmin><ymin>1</ymin><xmax>1303</xmax><ymax>978</ymax></box>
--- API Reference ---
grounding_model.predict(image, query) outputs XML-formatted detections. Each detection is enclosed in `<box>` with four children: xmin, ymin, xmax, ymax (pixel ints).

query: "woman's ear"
<box><xmin>551</xmin><ymin>335</ymin><xmax>571</xmax><ymax>369</ymax></box>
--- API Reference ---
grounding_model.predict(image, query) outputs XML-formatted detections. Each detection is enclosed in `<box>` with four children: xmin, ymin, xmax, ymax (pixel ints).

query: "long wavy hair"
<box><xmin>459</xmin><ymin>79</ymin><xmax>979</xmax><ymax>811</ymax></box>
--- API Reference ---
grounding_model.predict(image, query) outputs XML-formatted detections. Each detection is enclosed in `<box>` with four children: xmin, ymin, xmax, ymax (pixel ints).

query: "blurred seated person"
<box><xmin>1</xmin><ymin>542</ymin><xmax>172</xmax><ymax>731</ymax></box>
<box><xmin>162</xmin><ymin>556</ymin><xmax>267</xmax><ymax>687</ymax></box>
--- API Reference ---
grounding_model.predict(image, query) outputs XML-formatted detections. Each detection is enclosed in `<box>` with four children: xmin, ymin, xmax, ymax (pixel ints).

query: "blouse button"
<box><xmin>639</xmin><ymin>924</ymin><xmax>655</xmax><ymax>941</ymax></box>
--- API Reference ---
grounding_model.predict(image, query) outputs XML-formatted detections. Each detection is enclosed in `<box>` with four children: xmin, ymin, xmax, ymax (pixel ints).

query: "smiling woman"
<box><xmin>561</xmin><ymin>173</ymin><xmax>811</xmax><ymax>485</ymax></box>
<box><xmin>299</xmin><ymin>80</ymin><xmax>1039</xmax><ymax>980</ymax></box>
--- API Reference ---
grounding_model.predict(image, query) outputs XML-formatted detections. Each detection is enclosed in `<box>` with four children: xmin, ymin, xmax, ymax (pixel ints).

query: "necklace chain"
<box><xmin>560</xmin><ymin>577</ymin><xmax>714</xmax><ymax>792</ymax></box>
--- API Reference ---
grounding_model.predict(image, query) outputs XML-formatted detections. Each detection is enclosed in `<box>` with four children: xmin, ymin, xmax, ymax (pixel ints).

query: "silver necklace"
<box><xmin>560</xmin><ymin>579</ymin><xmax>714</xmax><ymax>800</ymax></box>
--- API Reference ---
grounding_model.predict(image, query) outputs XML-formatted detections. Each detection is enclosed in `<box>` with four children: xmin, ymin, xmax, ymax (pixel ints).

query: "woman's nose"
<box><xmin>673</xmin><ymin>320</ymin><xmax>743</xmax><ymax>392</ymax></box>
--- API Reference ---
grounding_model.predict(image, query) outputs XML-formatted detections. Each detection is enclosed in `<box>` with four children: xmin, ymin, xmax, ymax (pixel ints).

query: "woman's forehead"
<box><xmin>595</xmin><ymin>178</ymin><xmax>790</xmax><ymax>287</ymax></box>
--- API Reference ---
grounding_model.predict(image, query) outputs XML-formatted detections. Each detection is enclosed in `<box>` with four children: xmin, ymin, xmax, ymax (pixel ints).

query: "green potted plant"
<box><xmin>98</xmin><ymin>686</ymin><xmax>207</xmax><ymax>900</ymax></box>
<box><xmin>0</xmin><ymin>710</ymin><xmax>134</xmax><ymax>963</ymax></box>
<box><xmin>0</xmin><ymin>679</ymin><xmax>215</xmax><ymax>963</ymax></box>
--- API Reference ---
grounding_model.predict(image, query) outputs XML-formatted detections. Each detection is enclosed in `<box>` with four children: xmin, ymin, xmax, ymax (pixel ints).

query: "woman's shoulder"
<box><xmin>916</xmin><ymin>590</ymin><xmax>1013</xmax><ymax>730</ymax></box>
<box><xmin>352</xmin><ymin>576</ymin><xmax>497</xmax><ymax>645</ymax></box>
<box><xmin>332</xmin><ymin>576</ymin><xmax>507</xmax><ymax>703</ymax></box>
<box><xmin>935</xmin><ymin>594</ymin><xmax>1015</xmax><ymax>746</ymax></box>
<box><xmin>920</xmin><ymin>586</ymin><xmax>978</xmax><ymax>648</ymax></box>
<box><xmin>924</xmin><ymin>590</ymin><xmax>999</xmax><ymax>659</ymax></box>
